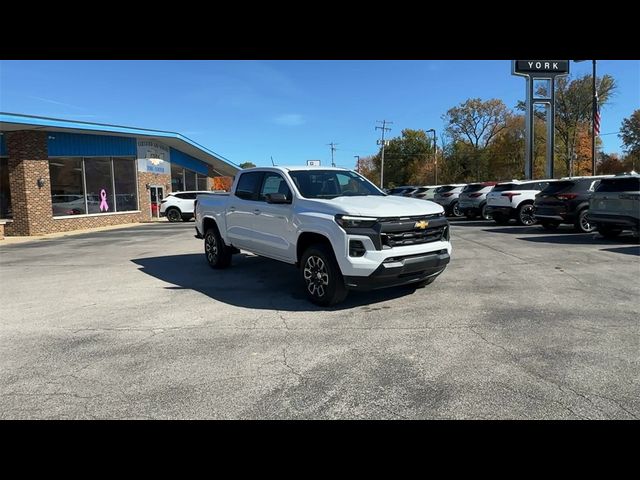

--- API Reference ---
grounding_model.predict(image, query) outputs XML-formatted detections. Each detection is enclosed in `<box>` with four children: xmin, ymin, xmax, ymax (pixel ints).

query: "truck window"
<box><xmin>260</xmin><ymin>173</ymin><xmax>291</xmax><ymax>201</ymax></box>
<box><xmin>235</xmin><ymin>172</ymin><xmax>264</xmax><ymax>201</ymax></box>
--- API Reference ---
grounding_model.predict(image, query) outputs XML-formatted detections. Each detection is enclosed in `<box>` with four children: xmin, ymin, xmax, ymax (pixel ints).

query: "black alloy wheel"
<box><xmin>575</xmin><ymin>209</ymin><xmax>595</xmax><ymax>233</ymax></box>
<box><xmin>517</xmin><ymin>203</ymin><xmax>537</xmax><ymax>226</ymax></box>
<box><xmin>300</xmin><ymin>244</ymin><xmax>348</xmax><ymax>307</ymax></box>
<box><xmin>204</xmin><ymin>228</ymin><xmax>232</xmax><ymax>269</ymax></box>
<box><xmin>167</xmin><ymin>208</ymin><xmax>182</xmax><ymax>223</ymax></box>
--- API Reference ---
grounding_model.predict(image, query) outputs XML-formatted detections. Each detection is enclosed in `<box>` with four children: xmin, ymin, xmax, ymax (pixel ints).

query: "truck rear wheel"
<box><xmin>204</xmin><ymin>227</ymin><xmax>232</xmax><ymax>269</ymax></box>
<box><xmin>300</xmin><ymin>244</ymin><xmax>348</xmax><ymax>307</ymax></box>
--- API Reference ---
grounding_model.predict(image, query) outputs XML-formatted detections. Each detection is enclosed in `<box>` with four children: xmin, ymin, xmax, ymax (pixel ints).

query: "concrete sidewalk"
<box><xmin>0</xmin><ymin>221</ymin><xmax>151</xmax><ymax>245</ymax></box>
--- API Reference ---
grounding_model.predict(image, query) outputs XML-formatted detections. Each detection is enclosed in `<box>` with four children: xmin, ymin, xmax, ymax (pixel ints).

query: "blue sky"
<box><xmin>1</xmin><ymin>60</ymin><xmax>638</xmax><ymax>169</ymax></box>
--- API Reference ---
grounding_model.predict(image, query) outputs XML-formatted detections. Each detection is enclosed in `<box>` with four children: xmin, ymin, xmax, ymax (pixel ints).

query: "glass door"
<box><xmin>150</xmin><ymin>186</ymin><xmax>164</xmax><ymax>219</ymax></box>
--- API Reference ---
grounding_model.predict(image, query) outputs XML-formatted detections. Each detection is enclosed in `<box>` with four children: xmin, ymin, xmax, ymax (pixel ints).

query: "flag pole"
<box><xmin>592</xmin><ymin>60</ymin><xmax>597</xmax><ymax>175</ymax></box>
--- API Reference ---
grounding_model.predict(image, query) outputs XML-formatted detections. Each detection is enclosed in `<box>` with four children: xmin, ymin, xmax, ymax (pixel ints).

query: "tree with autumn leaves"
<box><xmin>357</xmin><ymin>73</ymin><xmax>623</xmax><ymax>188</ymax></box>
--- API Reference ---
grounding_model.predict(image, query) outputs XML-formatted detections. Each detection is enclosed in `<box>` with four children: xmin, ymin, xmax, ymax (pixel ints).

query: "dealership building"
<box><xmin>0</xmin><ymin>113</ymin><xmax>239</xmax><ymax>237</ymax></box>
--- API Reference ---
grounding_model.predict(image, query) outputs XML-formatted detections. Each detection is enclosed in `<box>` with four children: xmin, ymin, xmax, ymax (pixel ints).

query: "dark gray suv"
<box><xmin>587</xmin><ymin>173</ymin><xmax>640</xmax><ymax>239</ymax></box>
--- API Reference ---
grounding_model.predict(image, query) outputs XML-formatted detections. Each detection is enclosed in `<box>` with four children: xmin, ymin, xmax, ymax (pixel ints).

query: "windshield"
<box><xmin>289</xmin><ymin>170</ymin><xmax>384</xmax><ymax>199</ymax></box>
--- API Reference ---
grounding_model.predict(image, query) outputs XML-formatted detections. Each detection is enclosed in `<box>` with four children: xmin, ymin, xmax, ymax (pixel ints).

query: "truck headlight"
<box><xmin>335</xmin><ymin>215</ymin><xmax>377</xmax><ymax>229</ymax></box>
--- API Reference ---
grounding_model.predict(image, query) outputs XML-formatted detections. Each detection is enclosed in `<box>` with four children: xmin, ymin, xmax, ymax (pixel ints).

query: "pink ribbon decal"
<box><xmin>99</xmin><ymin>189</ymin><xmax>109</xmax><ymax>212</ymax></box>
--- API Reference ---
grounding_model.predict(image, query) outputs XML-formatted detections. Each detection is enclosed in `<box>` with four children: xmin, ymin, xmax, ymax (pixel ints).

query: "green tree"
<box><xmin>372</xmin><ymin>129</ymin><xmax>434</xmax><ymax>188</ymax></box>
<box><xmin>239</xmin><ymin>162</ymin><xmax>256</xmax><ymax>169</ymax></box>
<box><xmin>554</xmin><ymin>74</ymin><xmax>616</xmax><ymax>174</ymax></box>
<box><xmin>620</xmin><ymin>109</ymin><xmax>640</xmax><ymax>159</ymax></box>
<box><xmin>442</xmin><ymin>98</ymin><xmax>510</xmax><ymax>181</ymax></box>
<box><xmin>355</xmin><ymin>155</ymin><xmax>379</xmax><ymax>186</ymax></box>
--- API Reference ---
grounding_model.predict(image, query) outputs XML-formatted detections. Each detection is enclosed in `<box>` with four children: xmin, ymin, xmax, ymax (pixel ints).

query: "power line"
<box><xmin>375</xmin><ymin>120</ymin><xmax>392</xmax><ymax>188</ymax></box>
<box><xmin>327</xmin><ymin>142</ymin><xmax>338</xmax><ymax>167</ymax></box>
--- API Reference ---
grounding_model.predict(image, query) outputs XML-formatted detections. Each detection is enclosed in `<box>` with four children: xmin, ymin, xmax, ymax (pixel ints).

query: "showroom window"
<box><xmin>171</xmin><ymin>164</ymin><xmax>184</xmax><ymax>191</ymax></box>
<box><xmin>0</xmin><ymin>157</ymin><xmax>11</xmax><ymax>218</ymax></box>
<box><xmin>197</xmin><ymin>175</ymin><xmax>208</xmax><ymax>191</ymax></box>
<box><xmin>171</xmin><ymin>165</ymin><xmax>209</xmax><ymax>192</ymax></box>
<box><xmin>50</xmin><ymin>158</ymin><xmax>86</xmax><ymax>216</ymax></box>
<box><xmin>185</xmin><ymin>169</ymin><xmax>197</xmax><ymax>191</ymax></box>
<box><xmin>84</xmin><ymin>157</ymin><xmax>113</xmax><ymax>214</ymax></box>
<box><xmin>49</xmin><ymin>157</ymin><xmax>138</xmax><ymax>216</ymax></box>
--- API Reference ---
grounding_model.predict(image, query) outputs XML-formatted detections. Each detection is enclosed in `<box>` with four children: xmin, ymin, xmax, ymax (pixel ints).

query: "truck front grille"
<box><xmin>378</xmin><ymin>215</ymin><xmax>447</xmax><ymax>248</ymax></box>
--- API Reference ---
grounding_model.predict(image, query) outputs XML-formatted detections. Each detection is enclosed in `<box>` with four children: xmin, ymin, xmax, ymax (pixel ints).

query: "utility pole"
<box><xmin>376</xmin><ymin>120</ymin><xmax>392</xmax><ymax>189</ymax></box>
<box><xmin>427</xmin><ymin>129</ymin><xmax>437</xmax><ymax>185</ymax></box>
<box><xmin>354</xmin><ymin>155</ymin><xmax>360</xmax><ymax>173</ymax></box>
<box><xmin>328</xmin><ymin>142</ymin><xmax>338</xmax><ymax>167</ymax></box>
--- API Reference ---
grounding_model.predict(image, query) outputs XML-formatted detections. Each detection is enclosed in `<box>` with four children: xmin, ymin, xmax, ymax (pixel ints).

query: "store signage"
<box><xmin>137</xmin><ymin>140</ymin><xmax>171</xmax><ymax>174</ymax></box>
<box><xmin>513</xmin><ymin>60</ymin><xmax>569</xmax><ymax>75</ymax></box>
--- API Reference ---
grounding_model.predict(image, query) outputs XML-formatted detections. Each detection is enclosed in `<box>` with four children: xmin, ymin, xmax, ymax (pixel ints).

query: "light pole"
<box><xmin>426</xmin><ymin>129</ymin><xmax>437</xmax><ymax>185</ymax></box>
<box><xmin>574</xmin><ymin>60</ymin><xmax>597</xmax><ymax>175</ymax></box>
<box><xmin>354</xmin><ymin>155</ymin><xmax>360</xmax><ymax>173</ymax></box>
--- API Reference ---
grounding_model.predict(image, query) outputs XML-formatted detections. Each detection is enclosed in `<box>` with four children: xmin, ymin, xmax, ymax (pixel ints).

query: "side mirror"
<box><xmin>265</xmin><ymin>193</ymin><xmax>291</xmax><ymax>204</ymax></box>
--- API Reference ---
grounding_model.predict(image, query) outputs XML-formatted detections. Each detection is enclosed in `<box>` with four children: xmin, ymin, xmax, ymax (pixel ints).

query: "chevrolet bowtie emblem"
<box><xmin>415</xmin><ymin>220</ymin><xmax>429</xmax><ymax>229</ymax></box>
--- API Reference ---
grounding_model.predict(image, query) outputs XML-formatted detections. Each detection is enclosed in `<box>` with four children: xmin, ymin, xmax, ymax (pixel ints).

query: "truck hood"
<box><xmin>304</xmin><ymin>195</ymin><xmax>444</xmax><ymax>217</ymax></box>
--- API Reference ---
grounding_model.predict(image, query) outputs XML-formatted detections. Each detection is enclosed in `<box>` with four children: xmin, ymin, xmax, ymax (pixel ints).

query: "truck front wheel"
<box><xmin>204</xmin><ymin>227</ymin><xmax>232</xmax><ymax>269</ymax></box>
<box><xmin>300</xmin><ymin>244</ymin><xmax>348</xmax><ymax>307</ymax></box>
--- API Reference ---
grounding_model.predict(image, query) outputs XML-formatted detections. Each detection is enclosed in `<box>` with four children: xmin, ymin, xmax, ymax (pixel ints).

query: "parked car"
<box><xmin>432</xmin><ymin>184</ymin><xmax>467</xmax><ymax>217</ymax></box>
<box><xmin>587</xmin><ymin>172</ymin><xmax>640</xmax><ymax>239</ymax></box>
<box><xmin>533</xmin><ymin>176</ymin><xmax>613</xmax><ymax>233</ymax></box>
<box><xmin>457</xmin><ymin>182</ymin><xmax>497</xmax><ymax>220</ymax></box>
<box><xmin>486</xmin><ymin>179</ymin><xmax>556</xmax><ymax>225</ymax></box>
<box><xmin>194</xmin><ymin>167</ymin><xmax>452</xmax><ymax>306</ymax></box>
<box><xmin>51</xmin><ymin>194</ymin><xmax>86</xmax><ymax>216</ymax></box>
<box><xmin>410</xmin><ymin>186</ymin><xmax>439</xmax><ymax>200</ymax></box>
<box><xmin>388</xmin><ymin>186</ymin><xmax>415</xmax><ymax>196</ymax></box>
<box><xmin>160</xmin><ymin>191</ymin><xmax>211</xmax><ymax>222</ymax></box>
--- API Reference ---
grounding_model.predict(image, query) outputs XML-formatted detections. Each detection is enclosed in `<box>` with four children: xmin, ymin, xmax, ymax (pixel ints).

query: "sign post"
<box><xmin>512</xmin><ymin>60</ymin><xmax>569</xmax><ymax>179</ymax></box>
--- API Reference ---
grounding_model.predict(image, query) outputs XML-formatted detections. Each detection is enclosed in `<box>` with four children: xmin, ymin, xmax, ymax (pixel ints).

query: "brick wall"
<box><xmin>4</xmin><ymin>130</ymin><xmax>172</xmax><ymax>236</ymax></box>
<box><xmin>137</xmin><ymin>171</ymin><xmax>171</xmax><ymax>219</ymax></box>
<box><xmin>5</xmin><ymin>131</ymin><xmax>51</xmax><ymax>236</ymax></box>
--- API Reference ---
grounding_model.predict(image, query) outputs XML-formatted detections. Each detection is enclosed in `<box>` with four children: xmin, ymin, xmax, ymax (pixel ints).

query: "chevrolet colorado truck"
<box><xmin>194</xmin><ymin>167</ymin><xmax>452</xmax><ymax>306</ymax></box>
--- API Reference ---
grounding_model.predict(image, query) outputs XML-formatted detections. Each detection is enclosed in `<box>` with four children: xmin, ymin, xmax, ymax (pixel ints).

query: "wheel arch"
<box><xmin>296</xmin><ymin>232</ymin><xmax>336</xmax><ymax>266</ymax></box>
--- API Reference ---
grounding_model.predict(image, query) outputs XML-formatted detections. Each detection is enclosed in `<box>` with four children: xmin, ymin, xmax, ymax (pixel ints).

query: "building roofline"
<box><xmin>0</xmin><ymin>112</ymin><xmax>239</xmax><ymax>171</ymax></box>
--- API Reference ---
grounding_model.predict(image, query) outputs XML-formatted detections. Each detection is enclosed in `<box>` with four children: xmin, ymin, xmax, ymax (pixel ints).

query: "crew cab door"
<box><xmin>226</xmin><ymin>171</ymin><xmax>264</xmax><ymax>250</ymax></box>
<box><xmin>251</xmin><ymin>172</ymin><xmax>296</xmax><ymax>262</ymax></box>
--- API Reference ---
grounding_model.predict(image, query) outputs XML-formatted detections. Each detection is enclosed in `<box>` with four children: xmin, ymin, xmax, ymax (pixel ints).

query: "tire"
<box><xmin>166</xmin><ymin>207</ymin><xmax>182</xmax><ymax>223</ymax></box>
<box><xmin>574</xmin><ymin>209</ymin><xmax>595</xmax><ymax>233</ymax></box>
<box><xmin>540</xmin><ymin>221</ymin><xmax>560</xmax><ymax>230</ymax></box>
<box><xmin>598</xmin><ymin>226</ymin><xmax>622</xmax><ymax>239</ymax></box>
<box><xmin>517</xmin><ymin>203</ymin><xmax>537</xmax><ymax>226</ymax></box>
<box><xmin>493</xmin><ymin>214</ymin><xmax>510</xmax><ymax>225</ymax></box>
<box><xmin>480</xmin><ymin>203</ymin><xmax>492</xmax><ymax>220</ymax></box>
<box><xmin>450</xmin><ymin>201</ymin><xmax>463</xmax><ymax>218</ymax></box>
<box><xmin>300</xmin><ymin>243</ymin><xmax>348</xmax><ymax>307</ymax></box>
<box><xmin>204</xmin><ymin>227</ymin><xmax>232</xmax><ymax>269</ymax></box>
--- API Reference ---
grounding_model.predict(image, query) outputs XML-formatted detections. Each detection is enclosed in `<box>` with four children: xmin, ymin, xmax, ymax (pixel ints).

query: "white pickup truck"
<box><xmin>194</xmin><ymin>167</ymin><xmax>452</xmax><ymax>306</ymax></box>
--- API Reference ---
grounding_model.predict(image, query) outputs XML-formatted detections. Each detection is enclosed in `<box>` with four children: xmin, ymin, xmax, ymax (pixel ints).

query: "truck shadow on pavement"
<box><xmin>131</xmin><ymin>253</ymin><xmax>416</xmax><ymax>312</ymax></box>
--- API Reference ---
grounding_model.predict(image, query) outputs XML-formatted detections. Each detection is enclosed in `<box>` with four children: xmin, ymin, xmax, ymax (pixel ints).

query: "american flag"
<box><xmin>594</xmin><ymin>93</ymin><xmax>601</xmax><ymax>136</ymax></box>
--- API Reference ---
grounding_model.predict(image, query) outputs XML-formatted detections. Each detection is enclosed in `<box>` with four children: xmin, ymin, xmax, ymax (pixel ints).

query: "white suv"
<box><xmin>160</xmin><ymin>191</ymin><xmax>210</xmax><ymax>222</ymax></box>
<box><xmin>486</xmin><ymin>179</ymin><xmax>556</xmax><ymax>225</ymax></box>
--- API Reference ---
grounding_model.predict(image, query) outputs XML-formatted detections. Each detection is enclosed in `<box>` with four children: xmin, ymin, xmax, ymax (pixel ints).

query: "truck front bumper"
<box><xmin>343</xmin><ymin>249</ymin><xmax>450</xmax><ymax>291</ymax></box>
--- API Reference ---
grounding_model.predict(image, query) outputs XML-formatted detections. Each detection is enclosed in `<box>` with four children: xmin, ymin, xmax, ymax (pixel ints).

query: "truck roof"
<box><xmin>240</xmin><ymin>166</ymin><xmax>350</xmax><ymax>173</ymax></box>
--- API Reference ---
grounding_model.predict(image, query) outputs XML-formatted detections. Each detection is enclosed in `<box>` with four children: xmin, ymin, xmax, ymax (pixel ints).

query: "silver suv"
<box><xmin>587</xmin><ymin>172</ymin><xmax>640</xmax><ymax>239</ymax></box>
<box><xmin>458</xmin><ymin>182</ymin><xmax>498</xmax><ymax>220</ymax></box>
<box><xmin>433</xmin><ymin>184</ymin><xmax>467</xmax><ymax>217</ymax></box>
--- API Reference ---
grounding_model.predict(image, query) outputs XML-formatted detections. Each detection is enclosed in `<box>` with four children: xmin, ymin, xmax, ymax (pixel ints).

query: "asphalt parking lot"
<box><xmin>1</xmin><ymin>220</ymin><xmax>638</xmax><ymax>419</ymax></box>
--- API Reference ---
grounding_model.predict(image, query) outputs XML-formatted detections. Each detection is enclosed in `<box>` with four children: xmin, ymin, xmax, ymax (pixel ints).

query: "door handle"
<box><xmin>229</xmin><ymin>206</ymin><xmax>236</xmax><ymax>211</ymax></box>
<box><xmin>253</xmin><ymin>209</ymin><xmax>261</xmax><ymax>215</ymax></box>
